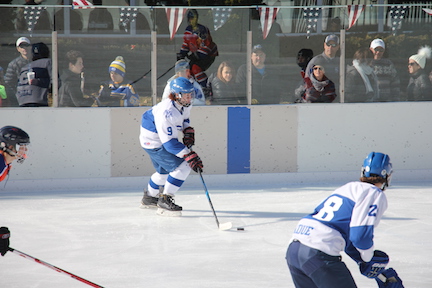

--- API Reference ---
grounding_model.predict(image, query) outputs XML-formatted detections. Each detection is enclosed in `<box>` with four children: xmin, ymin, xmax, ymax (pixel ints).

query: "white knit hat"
<box><xmin>409</xmin><ymin>46</ymin><xmax>432</xmax><ymax>69</ymax></box>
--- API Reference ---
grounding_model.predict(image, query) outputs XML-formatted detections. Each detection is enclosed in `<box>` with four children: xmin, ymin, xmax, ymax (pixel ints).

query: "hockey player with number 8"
<box><xmin>286</xmin><ymin>152</ymin><xmax>404</xmax><ymax>288</ymax></box>
<box><xmin>139</xmin><ymin>77</ymin><xmax>203</xmax><ymax>216</ymax></box>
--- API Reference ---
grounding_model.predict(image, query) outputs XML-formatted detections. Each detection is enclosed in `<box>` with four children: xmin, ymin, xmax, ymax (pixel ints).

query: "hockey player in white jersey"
<box><xmin>286</xmin><ymin>152</ymin><xmax>404</xmax><ymax>288</ymax></box>
<box><xmin>139</xmin><ymin>77</ymin><xmax>203</xmax><ymax>216</ymax></box>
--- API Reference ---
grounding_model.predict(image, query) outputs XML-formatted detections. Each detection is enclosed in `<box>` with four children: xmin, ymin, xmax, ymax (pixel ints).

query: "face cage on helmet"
<box><xmin>176</xmin><ymin>91</ymin><xmax>194</xmax><ymax>107</ymax></box>
<box><xmin>2</xmin><ymin>144</ymin><xmax>29</xmax><ymax>164</ymax></box>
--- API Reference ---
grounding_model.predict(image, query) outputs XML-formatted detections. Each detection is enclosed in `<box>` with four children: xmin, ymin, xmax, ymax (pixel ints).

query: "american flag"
<box><xmin>119</xmin><ymin>7</ymin><xmax>139</xmax><ymax>33</ymax></box>
<box><xmin>23</xmin><ymin>6</ymin><xmax>45</xmax><ymax>34</ymax></box>
<box><xmin>166</xmin><ymin>8</ymin><xmax>187</xmax><ymax>40</ymax></box>
<box><xmin>212</xmin><ymin>8</ymin><xmax>232</xmax><ymax>31</ymax></box>
<box><xmin>72</xmin><ymin>0</ymin><xmax>93</xmax><ymax>9</ymax></box>
<box><xmin>303</xmin><ymin>7</ymin><xmax>321</xmax><ymax>39</ymax></box>
<box><xmin>389</xmin><ymin>5</ymin><xmax>409</xmax><ymax>35</ymax></box>
<box><xmin>347</xmin><ymin>5</ymin><xmax>365</xmax><ymax>30</ymax></box>
<box><xmin>258</xmin><ymin>7</ymin><xmax>279</xmax><ymax>40</ymax></box>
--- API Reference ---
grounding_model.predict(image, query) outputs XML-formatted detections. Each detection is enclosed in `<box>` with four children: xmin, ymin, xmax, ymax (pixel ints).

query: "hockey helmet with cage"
<box><xmin>170</xmin><ymin>77</ymin><xmax>195</xmax><ymax>107</ymax></box>
<box><xmin>0</xmin><ymin>126</ymin><xmax>30</xmax><ymax>163</ymax></box>
<box><xmin>362</xmin><ymin>152</ymin><xmax>392</xmax><ymax>179</ymax></box>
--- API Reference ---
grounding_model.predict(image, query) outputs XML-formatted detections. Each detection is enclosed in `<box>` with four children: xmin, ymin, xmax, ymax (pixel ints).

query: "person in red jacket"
<box><xmin>0</xmin><ymin>126</ymin><xmax>30</xmax><ymax>182</ymax></box>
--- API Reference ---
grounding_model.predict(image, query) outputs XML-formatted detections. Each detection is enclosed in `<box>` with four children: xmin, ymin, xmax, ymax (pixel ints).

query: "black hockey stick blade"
<box><xmin>8</xmin><ymin>247</ymin><xmax>104</xmax><ymax>288</ymax></box>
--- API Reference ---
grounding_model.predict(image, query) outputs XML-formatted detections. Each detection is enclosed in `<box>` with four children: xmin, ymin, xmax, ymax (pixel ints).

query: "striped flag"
<box><xmin>72</xmin><ymin>0</ymin><xmax>93</xmax><ymax>9</ymax></box>
<box><xmin>389</xmin><ymin>5</ymin><xmax>409</xmax><ymax>35</ymax></box>
<box><xmin>347</xmin><ymin>5</ymin><xmax>365</xmax><ymax>30</ymax></box>
<box><xmin>423</xmin><ymin>8</ymin><xmax>432</xmax><ymax>16</ymax></box>
<box><xmin>166</xmin><ymin>8</ymin><xmax>187</xmax><ymax>40</ymax></box>
<box><xmin>212</xmin><ymin>7</ymin><xmax>232</xmax><ymax>31</ymax></box>
<box><xmin>258</xmin><ymin>7</ymin><xmax>279</xmax><ymax>40</ymax></box>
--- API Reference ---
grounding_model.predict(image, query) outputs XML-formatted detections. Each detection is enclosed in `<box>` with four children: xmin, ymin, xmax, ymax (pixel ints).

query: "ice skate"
<box><xmin>140</xmin><ymin>190</ymin><xmax>158</xmax><ymax>209</ymax></box>
<box><xmin>156</xmin><ymin>194</ymin><xmax>182</xmax><ymax>217</ymax></box>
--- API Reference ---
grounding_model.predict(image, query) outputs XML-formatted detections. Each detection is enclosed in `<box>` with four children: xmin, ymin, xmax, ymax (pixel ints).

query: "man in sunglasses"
<box><xmin>305</xmin><ymin>34</ymin><xmax>340</xmax><ymax>95</ymax></box>
<box><xmin>369</xmin><ymin>39</ymin><xmax>400</xmax><ymax>102</ymax></box>
<box><xmin>4</xmin><ymin>37</ymin><xmax>32</xmax><ymax>107</ymax></box>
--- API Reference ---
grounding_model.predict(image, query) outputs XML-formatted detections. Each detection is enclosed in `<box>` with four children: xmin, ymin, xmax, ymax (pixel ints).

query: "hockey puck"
<box><xmin>237</xmin><ymin>227</ymin><xmax>245</xmax><ymax>231</ymax></box>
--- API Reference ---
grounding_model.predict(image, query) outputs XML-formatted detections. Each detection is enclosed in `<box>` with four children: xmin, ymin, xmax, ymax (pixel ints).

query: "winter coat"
<box><xmin>370</xmin><ymin>58</ymin><xmax>400</xmax><ymax>102</ymax></box>
<box><xmin>345</xmin><ymin>64</ymin><xmax>379</xmax><ymax>103</ymax></box>
<box><xmin>208</xmin><ymin>75</ymin><xmax>246</xmax><ymax>105</ymax></box>
<box><xmin>4</xmin><ymin>56</ymin><xmax>31</xmax><ymax>106</ymax></box>
<box><xmin>59</xmin><ymin>69</ymin><xmax>95</xmax><ymax>107</ymax></box>
<box><xmin>406</xmin><ymin>70</ymin><xmax>432</xmax><ymax>101</ymax></box>
<box><xmin>16</xmin><ymin>58</ymin><xmax>52</xmax><ymax>106</ymax></box>
<box><xmin>303</xmin><ymin>74</ymin><xmax>337</xmax><ymax>103</ymax></box>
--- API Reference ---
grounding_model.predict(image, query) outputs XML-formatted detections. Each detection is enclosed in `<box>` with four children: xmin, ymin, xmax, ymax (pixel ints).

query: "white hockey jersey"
<box><xmin>292</xmin><ymin>181</ymin><xmax>388</xmax><ymax>263</ymax></box>
<box><xmin>139</xmin><ymin>99</ymin><xmax>191</xmax><ymax>158</ymax></box>
<box><xmin>161</xmin><ymin>76</ymin><xmax>206</xmax><ymax>106</ymax></box>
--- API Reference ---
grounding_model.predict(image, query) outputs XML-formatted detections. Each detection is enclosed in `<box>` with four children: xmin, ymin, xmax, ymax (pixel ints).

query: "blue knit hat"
<box><xmin>109</xmin><ymin>56</ymin><xmax>126</xmax><ymax>77</ymax></box>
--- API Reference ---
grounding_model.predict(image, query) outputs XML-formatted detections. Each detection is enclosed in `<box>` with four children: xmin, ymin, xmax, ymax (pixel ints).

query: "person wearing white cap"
<box><xmin>406</xmin><ymin>46</ymin><xmax>432</xmax><ymax>101</ymax></box>
<box><xmin>369</xmin><ymin>39</ymin><xmax>400</xmax><ymax>102</ymax></box>
<box><xmin>305</xmin><ymin>34</ymin><xmax>340</xmax><ymax>94</ymax></box>
<box><xmin>161</xmin><ymin>59</ymin><xmax>205</xmax><ymax>106</ymax></box>
<box><xmin>3</xmin><ymin>37</ymin><xmax>32</xmax><ymax>107</ymax></box>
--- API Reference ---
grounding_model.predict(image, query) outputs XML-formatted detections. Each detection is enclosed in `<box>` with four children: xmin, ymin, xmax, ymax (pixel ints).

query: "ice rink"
<box><xmin>1</xmin><ymin>175</ymin><xmax>431</xmax><ymax>288</ymax></box>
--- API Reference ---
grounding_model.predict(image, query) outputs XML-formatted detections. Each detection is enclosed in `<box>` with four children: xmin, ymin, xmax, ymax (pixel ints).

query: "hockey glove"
<box><xmin>0</xmin><ymin>227</ymin><xmax>10</xmax><ymax>256</ymax></box>
<box><xmin>184</xmin><ymin>151</ymin><xmax>203</xmax><ymax>173</ymax></box>
<box><xmin>183</xmin><ymin>127</ymin><xmax>195</xmax><ymax>148</ymax></box>
<box><xmin>359</xmin><ymin>250</ymin><xmax>389</xmax><ymax>279</ymax></box>
<box><xmin>176</xmin><ymin>53</ymin><xmax>186</xmax><ymax>61</ymax></box>
<box><xmin>376</xmin><ymin>268</ymin><xmax>404</xmax><ymax>288</ymax></box>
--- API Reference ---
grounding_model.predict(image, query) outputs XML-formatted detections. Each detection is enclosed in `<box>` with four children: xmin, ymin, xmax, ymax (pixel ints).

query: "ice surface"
<box><xmin>1</xmin><ymin>179</ymin><xmax>431</xmax><ymax>288</ymax></box>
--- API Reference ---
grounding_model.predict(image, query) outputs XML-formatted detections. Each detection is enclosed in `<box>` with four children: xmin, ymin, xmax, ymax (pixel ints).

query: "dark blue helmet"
<box><xmin>362</xmin><ymin>152</ymin><xmax>392</xmax><ymax>178</ymax></box>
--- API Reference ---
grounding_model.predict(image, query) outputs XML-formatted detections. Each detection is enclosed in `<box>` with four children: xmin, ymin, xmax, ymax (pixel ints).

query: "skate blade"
<box><xmin>139</xmin><ymin>203</ymin><xmax>158</xmax><ymax>209</ymax></box>
<box><xmin>156</xmin><ymin>208</ymin><xmax>182</xmax><ymax>217</ymax></box>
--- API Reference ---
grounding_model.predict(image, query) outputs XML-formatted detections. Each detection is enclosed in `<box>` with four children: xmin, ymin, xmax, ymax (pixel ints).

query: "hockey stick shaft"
<box><xmin>129</xmin><ymin>64</ymin><xmax>176</xmax><ymax>85</ymax></box>
<box><xmin>8</xmin><ymin>247</ymin><xmax>104</xmax><ymax>288</ymax></box>
<box><xmin>198</xmin><ymin>170</ymin><xmax>220</xmax><ymax>228</ymax></box>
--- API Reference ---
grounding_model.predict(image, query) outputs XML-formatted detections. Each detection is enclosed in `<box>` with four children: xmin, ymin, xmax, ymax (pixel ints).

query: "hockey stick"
<box><xmin>129</xmin><ymin>64</ymin><xmax>176</xmax><ymax>86</ymax></box>
<box><xmin>198</xmin><ymin>170</ymin><xmax>233</xmax><ymax>231</ymax></box>
<box><xmin>8</xmin><ymin>247</ymin><xmax>104</xmax><ymax>288</ymax></box>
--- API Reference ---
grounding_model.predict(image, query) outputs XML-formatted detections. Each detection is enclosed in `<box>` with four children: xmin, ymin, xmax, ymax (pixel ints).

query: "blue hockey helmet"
<box><xmin>362</xmin><ymin>152</ymin><xmax>392</xmax><ymax>179</ymax></box>
<box><xmin>170</xmin><ymin>77</ymin><xmax>195</xmax><ymax>107</ymax></box>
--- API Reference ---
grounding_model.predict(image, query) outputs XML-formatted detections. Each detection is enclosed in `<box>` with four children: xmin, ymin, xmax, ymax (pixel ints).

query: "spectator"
<box><xmin>294</xmin><ymin>48</ymin><xmax>313</xmax><ymax>103</ymax></box>
<box><xmin>0</xmin><ymin>67</ymin><xmax>5</xmax><ymax>107</ymax></box>
<box><xmin>207</xmin><ymin>61</ymin><xmax>245</xmax><ymax>105</ymax></box>
<box><xmin>302</xmin><ymin>64</ymin><xmax>337</xmax><ymax>103</ymax></box>
<box><xmin>177</xmin><ymin>9</ymin><xmax>218</xmax><ymax>89</ymax></box>
<box><xmin>406</xmin><ymin>46</ymin><xmax>432</xmax><ymax>101</ymax></box>
<box><xmin>162</xmin><ymin>59</ymin><xmax>205</xmax><ymax>106</ymax></box>
<box><xmin>236</xmin><ymin>44</ymin><xmax>283</xmax><ymax>104</ymax></box>
<box><xmin>15</xmin><ymin>0</ymin><xmax>52</xmax><ymax>33</ymax></box>
<box><xmin>16</xmin><ymin>42</ymin><xmax>53</xmax><ymax>107</ymax></box>
<box><xmin>98</xmin><ymin>56</ymin><xmax>139</xmax><ymax>107</ymax></box>
<box><xmin>306</xmin><ymin>34</ymin><xmax>340</xmax><ymax>93</ymax></box>
<box><xmin>87</xmin><ymin>0</ymin><xmax>114</xmax><ymax>33</ymax></box>
<box><xmin>4</xmin><ymin>37</ymin><xmax>32</xmax><ymax>107</ymax></box>
<box><xmin>54</xmin><ymin>1</ymin><xmax>84</xmax><ymax>33</ymax></box>
<box><xmin>345</xmin><ymin>48</ymin><xmax>379</xmax><ymax>103</ymax></box>
<box><xmin>369</xmin><ymin>38</ymin><xmax>400</xmax><ymax>102</ymax></box>
<box><xmin>59</xmin><ymin>50</ymin><xmax>95</xmax><ymax>107</ymax></box>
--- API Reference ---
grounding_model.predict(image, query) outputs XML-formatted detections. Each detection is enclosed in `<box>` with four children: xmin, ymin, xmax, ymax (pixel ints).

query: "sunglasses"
<box><xmin>374</xmin><ymin>48</ymin><xmax>384</xmax><ymax>52</ymax></box>
<box><xmin>408</xmin><ymin>62</ymin><xmax>418</xmax><ymax>66</ymax></box>
<box><xmin>19</xmin><ymin>43</ymin><xmax>31</xmax><ymax>48</ymax></box>
<box><xmin>313</xmin><ymin>67</ymin><xmax>324</xmax><ymax>71</ymax></box>
<box><xmin>325</xmin><ymin>43</ymin><xmax>338</xmax><ymax>47</ymax></box>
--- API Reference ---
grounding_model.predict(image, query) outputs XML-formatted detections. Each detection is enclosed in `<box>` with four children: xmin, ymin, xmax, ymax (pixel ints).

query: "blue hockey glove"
<box><xmin>376</xmin><ymin>268</ymin><xmax>404</xmax><ymax>288</ymax></box>
<box><xmin>359</xmin><ymin>250</ymin><xmax>389</xmax><ymax>278</ymax></box>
